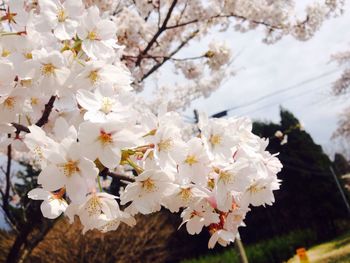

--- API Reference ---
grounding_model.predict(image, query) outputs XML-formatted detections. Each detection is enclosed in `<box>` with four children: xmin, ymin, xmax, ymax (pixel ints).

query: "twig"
<box><xmin>135</xmin><ymin>0</ymin><xmax>178</xmax><ymax>66</ymax></box>
<box><xmin>11</xmin><ymin>123</ymin><xmax>30</xmax><ymax>134</ymax></box>
<box><xmin>124</xmin><ymin>54</ymin><xmax>205</xmax><ymax>62</ymax></box>
<box><xmin>5</xmin><ymin>143</ymin><xmax>11</xmax><ymax>206</ymax></box>
<box><xmin>1</xmin><ymin>143</ymin><xmax>18</xmax><ymax>231</ymax></box>
<box><xmin>165</xmin><ymin>13</ymin><xmax>283</xmax><ymax>31</ymax></box>
<box><xmin>35</xmin><ymin>96</ymin><xmax>56</xmax><ymax>127</ymax></box>
<box><xmin>100</xmin><ymin>168</ymin><xmax>135</xmax><ymax>183</ymax></box>
<box><xmin>141</xmin><ymin>29</ymin><xmax>199</xmax><ymax>81</ymax></box>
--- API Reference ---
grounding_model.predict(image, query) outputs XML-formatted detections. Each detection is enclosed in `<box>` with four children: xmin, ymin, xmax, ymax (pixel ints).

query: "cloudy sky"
<box><xmin>175</xmin><ymin>1</ymin><xmax>350</xmax><ymax>157</ymax></box>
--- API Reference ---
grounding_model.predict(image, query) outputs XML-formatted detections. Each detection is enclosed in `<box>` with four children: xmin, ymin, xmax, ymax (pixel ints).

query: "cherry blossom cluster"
<box><xmin>98</xmin><ymin>0</ymin><xmax>344</xmax><ymax>110</ymax></box>
<box><xmin>331</xmin><ymin>48</ymin><xmax>350</xmax><ymax>139</ymax></box>
<box><xmin>37</xmin><ymin>0</ymin><xmax>344</xmax><ymax>111</ymax></box>
<box><xmin>0</xmin><ymin>0</ymin><xmax>283</xmax><ymax>248</ymax></box>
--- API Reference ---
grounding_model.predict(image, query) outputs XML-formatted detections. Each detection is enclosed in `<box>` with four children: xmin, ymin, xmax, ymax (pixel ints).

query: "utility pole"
<box><xmin>330</xmin><ymin>166</ymin><xmax>350</xmax><ymax>216</ymax></box>
<box><xmin>193</xmin><ymin>109</ymin><xmax>249</xmax><ymax>263</ymax></box>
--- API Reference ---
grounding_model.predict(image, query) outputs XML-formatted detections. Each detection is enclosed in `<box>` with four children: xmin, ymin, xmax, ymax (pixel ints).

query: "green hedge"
<box><xmin>182</xmin><ymin>229</ymin><xmax>317</xmax><ymax>263</ymax></box>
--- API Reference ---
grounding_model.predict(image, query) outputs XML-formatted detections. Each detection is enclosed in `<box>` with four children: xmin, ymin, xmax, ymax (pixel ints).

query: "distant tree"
<box><xmin>240</xmin><ymin>109</ymin><xmax>348</xmax><ymax>243</ymax></box>
<box><xmin>333</xmin><ymin>153</ymin><xmax>350</xmax><ymax>197</ymax></box>
<box><xmin>333</xmin><ymin>153</ymin><xmax>350</xmax><ymax>175</ymax></box>
<box><xmin>1</xmin><ymin>163</ymin><xmax>56</xmax><ymax>263</ymax></box>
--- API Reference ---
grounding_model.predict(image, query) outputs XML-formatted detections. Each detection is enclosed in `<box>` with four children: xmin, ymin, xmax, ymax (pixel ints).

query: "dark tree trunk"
<box><xmin>6</xmin><ymin>226</ymin><xmax>32</xmax><ymax>263</ymax></box>
<box><xmin>6</xmin><ymin>220</ymin><xmax>55</xmax><ymax>263</ymax></box>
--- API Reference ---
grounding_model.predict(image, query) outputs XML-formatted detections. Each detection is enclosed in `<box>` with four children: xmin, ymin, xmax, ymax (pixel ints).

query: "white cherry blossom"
<box><xmin>65</xmin><ymin>192</ymin><xmax>134</xmax><ymax>233</ymax></box>
<box><xmin>38</xmin><ymin>141</ymin><xmax>98</xmax><ymax>203</ymax></box>
<box><xmin>28</xmin><ymin>188</ymin><xmax>68</xmax><ymax>219</ymax></box>
<box><xmin>38</xmin><ymin>0</ymin><xmax>83</xmax><ymax>40</ymax></box>
<box><xmin>77</xmin><ymin>6</ymin><xmax>117</xmax><ymax>60</ymax></box>
<box><xmin>121</xmin><ymin>169</ymin><xmax>178</xmax><ymax>214</ymax></box>
<box><xmin>78</xmin><ymin>121</ymin><xmax>138</xmax><ymax>169</ymax></box>
<box><xmin>180</xmin><ymin>200</ymin><xmax>220</xmax><ymax>235</ymax></box>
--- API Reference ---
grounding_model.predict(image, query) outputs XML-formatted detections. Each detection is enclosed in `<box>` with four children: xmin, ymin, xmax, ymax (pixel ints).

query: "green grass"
<box><xmin>182</xmin><ymin>230</ymin><xmax>350</xmax><ymax>263</ymax></box>
<box><xmin>182</xmin><ymin>229</ymin><xmax>318</xmax><ymax>263</ymax></box>
<box><xmin>287</xmin><ymin>231</ymin><xmax>350</xmax><ymax>263</ymax></box>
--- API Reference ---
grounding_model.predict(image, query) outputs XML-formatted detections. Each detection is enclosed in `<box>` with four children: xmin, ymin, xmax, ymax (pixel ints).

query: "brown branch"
<box><xmin>177</xmin><ymin>0</ymin><xmax>189</xmax><ymax>24</ymax></box>
<box><xmin>100</xmin><ymin>168</ymin><xmax>135</xmax><ymax>183</ymax></box>
<box><xmin>10</xmin><ymin>96</ymin><xmax>56</xmax><ymax>134</ymax></box>
<box><xmin>107</xmin><ymin>172</ymin><xmax>135</xmax><ymax>182</ymax></box>
<box><xmin>11</xmin><ymin>123</ymin><xmax>30</xmax><ymax>134</ymax></box>
<box><xmin>5</xmin><ymin>143</ymin><xmax>11</xmax><ymax>206</ymax></box>
<box><xmin>124</xmin><ymin>54</ymin><xmax>205</xmax><ymax>62</ymax></box>
<box><xmin>141</xmin><ymin>29</ymin><xmax>200</xmax><ymax>81</ymax></box>
<box><xmin>35</xmin><ymin>96</ymin><xmax>56</xmax><ymax>127</ymax></box>
<box><xmin>165</xmin><ymin>13</ymin><xmax>284</xmax><ymax>31</ymax></box>
<box><xmin>135</xmin><ymin>0</ymin><xmax>178</xmax><ymax>66</ymax></box>
<box><xmin>1</xmin><ymin>143</ymin><xmax>18</xmax><ymax>231</ymax></box>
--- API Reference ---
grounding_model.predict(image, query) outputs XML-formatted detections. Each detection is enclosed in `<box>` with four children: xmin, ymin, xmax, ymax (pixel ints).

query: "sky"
<box><xmin>173</xmin><ymin>1</ymin><xmax>350</xmax><ymax>158</ymax></box>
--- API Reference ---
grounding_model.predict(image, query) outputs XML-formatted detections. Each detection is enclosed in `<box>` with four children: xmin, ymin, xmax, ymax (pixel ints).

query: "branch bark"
<box><xmin>35</xmin><ymin>96</ymin><xmax>56</xmax><ymax>127</ymax></box>
<box><xmin>100</xmin><ymin>168</ymin><xmax>135</xmax><ymax>183</ymax></box>
<box><xmin>141</xmin><ymin>29</ymin><xmax>199</xmax><ymax>81</ymax></box>
<box><xmin>135</xmin><ymin>0</ymin><xmax>178</xmax><ymax>66</ymax></box>
<box><xmin>1</xmin><ymin>143</ymin><xmax>18</xmax><ymax>231</ymax></box>
<box><xmin>11</xmin><ymin>96</ymin><xmax>56</xmax><ymax>134</ymax></box>
<box><xmin>165</xmin><ymin>13</ymin><xmax>283</xmax><ymax>30</ymax></box>
<box><xmin>11</xmin><ymin>123</ymin><xmax>30</xmax><ymax>134</ymax></box>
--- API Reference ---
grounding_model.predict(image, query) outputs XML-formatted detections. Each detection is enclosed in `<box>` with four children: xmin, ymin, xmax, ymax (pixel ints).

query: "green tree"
<box><xmin>240</xmin><ymin>108</ymin><xmax>347</xmax><ymax>244</ymax></box>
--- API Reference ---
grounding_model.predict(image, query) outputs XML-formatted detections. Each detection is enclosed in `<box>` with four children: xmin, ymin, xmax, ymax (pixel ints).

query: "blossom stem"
<box><xmin>97</xmin><ymin>175</ymin><xmax>103</xmax><ymax>192</ymax></box>
<box><xmin>0</xmin><ymin>31</ymin><xmax>26</xmax><ymax>36</ymax></box>
<box><xmin>126</xmin><ymin>158</ymin><xmax>144</xmax><ymax>175</ymax></box>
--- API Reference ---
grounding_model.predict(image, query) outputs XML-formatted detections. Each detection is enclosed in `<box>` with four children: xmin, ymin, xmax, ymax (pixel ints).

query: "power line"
<box><xmin>238</xmin><ymin>82</ymin><xmax>332</xmax><ymax>116</ymax></box>
<box><xmin>210</xmin><ymin>69</ymin><xmax>340</xmax><ymax>117</ymax></box>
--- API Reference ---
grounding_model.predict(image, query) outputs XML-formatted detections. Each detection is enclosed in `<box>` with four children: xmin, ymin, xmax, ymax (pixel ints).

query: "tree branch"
<box><xmin>1</xmin><ymin>143</ymin><xmax>18</xmax><ymax>231</ymax></box>
<box><xmin>11</xmin><ymin>123</ymin><xmax>30</xmax><ymax>134</ymax></box>
<box><xmin>141</xmin><ymin>29</ymin><xmax>200</xmax><ymax>81</ymax></box>
<box><xmin>11</xmin><ymin>96</ymin><xmax>56</xmax><ymax>134</ymax></box>
<box><xmin>165</xmin><ymin>13</ymin><xmax>283</xmax><ymax>31</ymax></box>
<box><xmin>100</xmin><ymin>168</ymin><xmax>135</xmax><ymax>183</ymax></box>
<box><xmin>35</xmin><ymin>96</ymin><xmax>56</xmax><ymax>127</ymax></box>
<box><xmin>135</xmin><ymin>0</ymin><xmax>178</xmax><ymax>66</ymax></box>
<box><xmin>5</xmin><ymin>144</ymin><xmax>12</xmax><ymax>207</ymax></box>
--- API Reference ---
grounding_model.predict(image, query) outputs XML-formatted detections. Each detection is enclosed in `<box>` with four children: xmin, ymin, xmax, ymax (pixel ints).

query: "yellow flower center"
<box><xmin>207</xmin><ymin>178</ymin><xmax>215</xmax><ymax>189</ymax></box>
<box><xmin>98</xmin><ymin>130</ymin><xmax>113</xmax><ymax>146</ymax></box>
<box><xmin>157</xmin><ymin>138</ymin><xmax>173</xmax><ymax>152</ymax></box>
<box><xmin>33</xmin><ymin>146</ymin><xmax>44</xmax><ymax>160</ymax></box>
<box><xmin>31</xmin><ymin>97</ymin><xmax>39</xmax><ymax>105</ymax></box>
<box><xmin>100</xmin><ymin>97</ymin><xmax>113</xmax><ymax>113</ymax></box>
<box><xmin>20</xmin><ymin>79</ymin><xmax>32</xmax><ymax>87</ymax></box>
<box><xmin>219</xmin><ymin>170</ymin><xmax>232</xmax><ymax>184</ymax></box>
<box><xmin>4</xmin><ymin>97</ymin><xmax>15</xmax><ymax>109</ymax></box>
<box><xmin>86</xmin><ymin>195</ymin><xmax>101</xmax><ymax>216</ymax></box>
<box><xmin>88</xmin><ymin>70</ymin><xmax>99</xmax><ymax>84</ymax></box>
<box><xmin>247</xmin><ymin>183</ymin><xmax>266</xmax><ymax>194</ymax></box>
<box><xmin>185</xmin><ymin>155</ymin><xmax>198</xmax><ymax>166</ymax></box>
<box><xmin>209</xmin><ymin>134</ymin><xmax>222</xmax><ymax>146</ymax></box>
<box><xmin>141</xmin><ymin>178</ymin><xmax>156</xmax><ymax>192</ymax></box>
<box><xmin>41</xmin><ymin>63</ymin><xmax>56</xmax><ymax>76</ymax></box>
<box><xmin>2</xmin><ymin>49</ymin><xmax>11</xmax><ymax>57</ymax></box>
<box><xmin>87</xmin><ymin>31</ymin><xmax>98</xmax><ymax>40</ymax></box>
<box><xmin>233</xmin><ymin>214</ymin><xmax>243</xmax><ymax>221</ymax></box>
<box><xmin>57</xmin><ymin>8</ymin><xmax>66</xmax><ymax>22</ymax></box>
<box><xmin>62</xmin><ymin>160</ymin><xmax>80</xmax><ymax>177</ymax></box>
<box><xmin>24</xmin><ymin>52</ymin><xmax>33</xmax><ymax>59</ymax></box>
<box><xmin>180</xmin><ymin>188</ymin><xmax>192</xmax><ymax>202</ymax></box>
<box><xmin>6</xmin><ymin>12</ymin><xmax>17</xmax><ymax>24</ymax></box>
